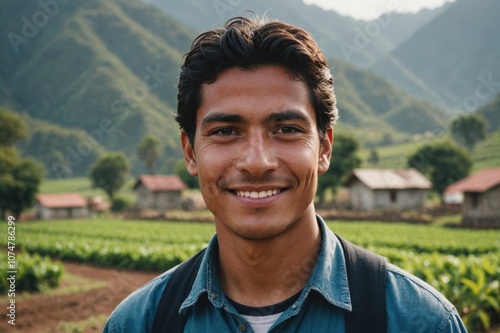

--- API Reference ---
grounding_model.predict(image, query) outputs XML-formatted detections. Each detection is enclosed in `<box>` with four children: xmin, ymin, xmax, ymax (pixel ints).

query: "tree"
<box><xmin>137</xmin><ymin>136</ymin><xmax>161</xmax><ymax>174</ymax></box>
<box><xmin>317</xmin><ymin>133</ymin><xmax>361</xmax><ymax>203</ymax></box>
<box><xmin>450</xmin><ymin>114</ymin><xmax>487</xmax><ymax>152</ymax></box>
<box><xmin>90</xmin><ymin>153</ymin><xmax>130</xmax><ymax>200</ymax></box>
<box><xmin>0</xmin><ymin>108</ymin><xmax>44</xmax><ymax>219</ymax></box>
<box><xmin>367</xmin><ymin>148</ymin><xmax>379</xmax><ymax>165</ymax></box>
<box><xmin>407</xmin><ymin>142</ymin><xmax>472</xmax><ymax>196</ymax></box>
<box><xmin>0</xmin><ymin>156</ymin><xmax>44</xmax><ymax>219</ymax></box>
<box><xmin>0</xmin><ymin>107</ymin><xmax>27</xmax><ymax>147</ymax></box>
<box><xmin>174</xmin><ymin>159</ymin><xmax>199</xmax><ymax>189</ymax></box>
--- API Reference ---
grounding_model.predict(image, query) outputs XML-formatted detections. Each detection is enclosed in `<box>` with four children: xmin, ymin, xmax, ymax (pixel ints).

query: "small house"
<box><xmin>87</xmin><ymin>195</ymin><xmax>110</xmax><ymax>214</ymax></box>
<box><xmin>344</xmin><ymin>169</ymin><xmax>432</xmax><ymax>211</ymax></box>
<box><xmin>133</xmin><ymin>175</ymin><xmax>187</xmax><ymax>210</ymax></box>
<box><xmin>444</xmin><ymin>168</ymin><xmax>500</xmax><ymax>228</ymax></box>
<box><xmin>36</xmin><ymin>193</ymin><xmax>90</xmax><ymax>219</ymax></box>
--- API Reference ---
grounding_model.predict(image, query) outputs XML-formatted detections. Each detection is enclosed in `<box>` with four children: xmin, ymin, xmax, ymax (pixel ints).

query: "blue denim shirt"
<box><xmin>103</xmin><ymin>216</ymin><xmax>467</xmax><ymax>332</ymax></box>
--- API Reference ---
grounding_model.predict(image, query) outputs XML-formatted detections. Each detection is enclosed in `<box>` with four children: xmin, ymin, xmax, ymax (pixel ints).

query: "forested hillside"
<box><xmin>372</xmin><ymin>0</ymin><xmax>500</xmax><ymax>107</ymax></box>
<box><xmin>331</xmin><ymin>59</ymin><xmax>447</xmax><ymax>134</ymax></box>
<box><xmin>1</xmin><ymin>0</ymin><xmax>195</xmax><ymax>176</ymax></box>
<box><xmin>0</xmin><ymin>0</ymin><xmax>455</xmax><ymax>178</ymax></box>
<box><xmin>476</xmin><ymin>94</ymin><xmax>500</xmax><ymax>132</ymax></box>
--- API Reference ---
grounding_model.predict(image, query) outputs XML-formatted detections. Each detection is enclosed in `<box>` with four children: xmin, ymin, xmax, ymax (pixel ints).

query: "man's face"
<box><xmin>181</xmin><ymin>65</ymin><xmax>332</xmax><ymax>241</ymax></box>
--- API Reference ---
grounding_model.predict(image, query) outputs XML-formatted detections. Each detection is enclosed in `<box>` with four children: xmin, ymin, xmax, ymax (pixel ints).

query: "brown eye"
<box><xmin>277</xmin><ymin>126</ymin><xmax>299</xmax><ymax>134</ymax></box>
<box><xmin>215</xmin><ymin>128</ymin><xmax>236</xmax><ymax>136</ymax></box>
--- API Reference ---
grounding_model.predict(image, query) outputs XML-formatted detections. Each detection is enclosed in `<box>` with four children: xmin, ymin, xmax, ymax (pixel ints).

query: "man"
<box><xmin>103</xmin><ymin>16</ymin><xmax>467</xmax><ymax>333</ymax></box>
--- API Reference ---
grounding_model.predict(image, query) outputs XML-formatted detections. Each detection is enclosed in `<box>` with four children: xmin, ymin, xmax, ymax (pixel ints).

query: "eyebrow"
<box><xmin>201</xmin><ymin>110</ymin><xmax>311</xmax><ymax>128</ymax></box>
<box><xmin>264</xmin><ymin>110</ymin><xmax>311</xmax><ymax>125</ymax></box>
<box><xmin>201</xmin><ymin>113</ymin><xmax>246</xmax><ymax>128</ymax></box>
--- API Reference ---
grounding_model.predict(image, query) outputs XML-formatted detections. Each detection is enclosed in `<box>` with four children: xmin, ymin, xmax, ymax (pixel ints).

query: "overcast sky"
<box><xmin>304</xmin><ymin>0</ymin><xmax>455</xmax><ymax>20</ymax></box>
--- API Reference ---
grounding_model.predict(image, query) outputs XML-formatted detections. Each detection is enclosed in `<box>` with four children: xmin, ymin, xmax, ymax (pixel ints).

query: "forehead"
<box><xmin>197</xmin><ymin>65</ymin><xmax>315</xmax><ymax>125</ymax></box>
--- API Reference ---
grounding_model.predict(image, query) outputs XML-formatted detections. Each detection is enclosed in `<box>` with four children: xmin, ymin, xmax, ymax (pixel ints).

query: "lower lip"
<box><xmin>229</xmin><ymin>190</ymin><xmax>286</xmax><ymax>207</ymax></box>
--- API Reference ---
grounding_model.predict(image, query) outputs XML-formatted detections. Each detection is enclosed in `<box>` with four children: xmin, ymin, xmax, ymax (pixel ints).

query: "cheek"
<box><xmin>196</xmin><ymin>150</ymin><xmax>231</xmax><ymax>191</ymax></box>
<box><xmin>288</xmin><ymin>144</ymin><xmax>320</xmax><ymax>170</ymax></box>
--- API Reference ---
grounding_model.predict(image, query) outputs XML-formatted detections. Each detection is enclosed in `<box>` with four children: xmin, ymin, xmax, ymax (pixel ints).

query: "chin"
<box><xmin>230</xmin><ymin>218</ymin><xmax>292</xmax><ymax>241</ymax></box>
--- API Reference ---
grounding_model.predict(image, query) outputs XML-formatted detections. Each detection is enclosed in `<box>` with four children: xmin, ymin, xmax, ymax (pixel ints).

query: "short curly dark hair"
<box><xmin>176</xmin><ymin>16</ymin><xmax>338</xmax><ymax>145</ymax></box>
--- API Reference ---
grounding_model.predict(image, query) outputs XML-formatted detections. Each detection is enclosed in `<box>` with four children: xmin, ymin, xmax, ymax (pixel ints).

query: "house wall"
<box><xmin>374</xmin><ymin>189</ymin><xmax>427</xmax><ymax>210</ymax></box>
<box><xmin>349</xmin><ymin>181</ymin><xmax>374</xmax><ymax>210</ymax></box>
<box><xmin>36</xmin><ymin>204</ymin><xmax>89</xmax><ymax>219</ymax></box>
<box><xmin>135</xmin><ymin>185</ymin><xmax>182</xmax><ymax>210</ymax></box>
<box><xmin>136</xmin><ymin>185</ymin><xmax>155</xmax><ymax>208</ymax></box>
<box><xmin>349</xmin><ymin>182</ymin><xmax>427</xmax><ymax>211</ymax></box>
<box><xmin>462</xmin><ymin>185</ymin><xmax>500</xmax><ymax>228</ymax></box>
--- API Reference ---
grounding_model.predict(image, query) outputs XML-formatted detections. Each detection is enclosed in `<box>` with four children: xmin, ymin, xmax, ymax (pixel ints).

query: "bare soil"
<box><xmin>1</xmin><ymin>262</ymin><xmax>159</xmax><ymax>333</ymax></box>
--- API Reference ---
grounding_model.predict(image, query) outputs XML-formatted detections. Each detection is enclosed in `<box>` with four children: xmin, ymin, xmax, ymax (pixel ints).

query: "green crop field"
<box><xmin>2</xmin><ymin>218</ymin><xmax>499</xmax><ymax>331</ymax></box>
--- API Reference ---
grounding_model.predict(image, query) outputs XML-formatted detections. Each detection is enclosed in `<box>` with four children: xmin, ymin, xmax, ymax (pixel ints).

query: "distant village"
<box><xmin>35</xmin><ymin>167</ymin><xmax>500</xmax><ymax>229</ymax></box>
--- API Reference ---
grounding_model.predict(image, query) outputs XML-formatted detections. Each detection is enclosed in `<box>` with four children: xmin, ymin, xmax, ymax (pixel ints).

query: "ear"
<box><xmin>318</xmin><ymin>127</ymin><xmax>333</xmax><ymax>175</ymax></box>
<box><xmin>181</xmin><ymin>131</ymin><xmax>198</xmax><ymax>176</ymax></box>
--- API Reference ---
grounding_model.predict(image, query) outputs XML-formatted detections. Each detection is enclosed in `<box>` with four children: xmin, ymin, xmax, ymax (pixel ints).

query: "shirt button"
<box><xmin>292</xmin><ymin>303</ymin><xmax>298</xmax><ymax>309</ymax></box>
<box><xmin>211</xmin><ymin>293</ymin><xmax>217</xmax><ymax>299</ymax></box>
<box><xmin>238</xmin><ymin>324</ymin><xmax>246</xmax><ymax>332</ymax></box>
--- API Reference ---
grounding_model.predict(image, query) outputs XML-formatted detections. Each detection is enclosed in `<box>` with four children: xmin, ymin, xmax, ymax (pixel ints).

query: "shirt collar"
<box><xmin>180</xmin><ymin>214</ymin><xmax>352</xmax><ymax>314</ymax></box>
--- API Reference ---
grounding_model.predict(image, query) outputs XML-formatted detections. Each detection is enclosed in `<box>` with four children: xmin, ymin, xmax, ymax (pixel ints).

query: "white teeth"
<box><xmin>236</xmin><ymin>189</ymin><xmax>281</xmax><ymax>198</ymax></box>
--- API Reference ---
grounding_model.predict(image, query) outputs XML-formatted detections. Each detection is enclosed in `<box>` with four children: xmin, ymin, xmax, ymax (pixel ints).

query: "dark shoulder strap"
<box><xmin>152</xmin><ymin>248</ymin><xmax>206</xmax><ymax>333</ymax></box>
<box><xmin>337</xmin><ymin>235</ymin><xmax>387</xmax><ymax>333</ymax></box>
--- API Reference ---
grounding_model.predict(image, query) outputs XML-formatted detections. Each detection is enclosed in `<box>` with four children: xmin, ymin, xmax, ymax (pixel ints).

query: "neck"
<box><xmin>216</xmin><ymin>209</ymin><xmax>321</xmax><ymax>307</ymax></box>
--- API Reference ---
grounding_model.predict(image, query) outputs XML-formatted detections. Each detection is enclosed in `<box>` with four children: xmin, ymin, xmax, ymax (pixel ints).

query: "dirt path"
<box><xmin>1</xmin><ymin>262</ymin><xmax>159</xmax><ymax>333</ymax></box>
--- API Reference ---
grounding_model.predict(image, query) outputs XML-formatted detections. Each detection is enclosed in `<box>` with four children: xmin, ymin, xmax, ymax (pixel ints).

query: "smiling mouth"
<box><xmin>233</xmin><ymin>189</ymin><xmax>282</xmax><ymax>199</ymax></box>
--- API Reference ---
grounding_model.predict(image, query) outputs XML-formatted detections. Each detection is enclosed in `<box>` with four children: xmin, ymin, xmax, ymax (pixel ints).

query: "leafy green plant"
<box><xmin>0</xmin><ymin>253</ymin><xmax>64</xmax><ymax>293</ymax></box>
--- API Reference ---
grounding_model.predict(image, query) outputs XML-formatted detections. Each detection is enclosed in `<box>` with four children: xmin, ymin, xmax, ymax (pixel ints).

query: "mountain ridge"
<box><xmin>0</xmin><ymin>0</ymin><xmax>451</xmax><ymax>178</ymax></box>
<box><xmin>372</xmin><ymin>0</ymin><xmax>500</xmax><ymax>108</ymax></box>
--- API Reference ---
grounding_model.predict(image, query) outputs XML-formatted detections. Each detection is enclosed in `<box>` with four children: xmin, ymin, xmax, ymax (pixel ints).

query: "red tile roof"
<box><xmin>36</xmin><ymin>193</ymin><xmax>88</xmax><ymax>208</ymax></box>
<box><xmin>445</xmin><ymin>168</ymin><xmax>500</xmax><ymax>194</ymax></box>
<box><xmin>133</xmin><ymin>175</ymin><xmax>187</xmax><ymax>192</ymax></box>
<box><xmin>344</xmin><ymin>169</ymin><xmax>432</xmax><ymax>190</ymax></box>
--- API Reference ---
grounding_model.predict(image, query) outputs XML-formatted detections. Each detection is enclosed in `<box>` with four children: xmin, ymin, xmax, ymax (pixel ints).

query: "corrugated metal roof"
<box><xmin>344</xmin><ymin>169</ymin><xmax>432</xmax><ymax>190</ymax></box>
<box><xmin>36</xmin><ymin>193</ymin><xmax>88</xmax><ymax>208</ymax></box>
<box><xmin>133</xmin><ymin>175</ymin><xmax>187</xmax><ymax>192</ymax></box>
<box><xmin>445</xmin><ymin>167</ymin><xmax>500</xmax><ymax>194</ymax></box>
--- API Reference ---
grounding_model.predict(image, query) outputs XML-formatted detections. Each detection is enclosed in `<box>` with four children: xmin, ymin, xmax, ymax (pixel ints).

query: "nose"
<box><xmin>235</xmin><ymin>131</ymin><xmax>278</xmax><ymax>177</ymax></box>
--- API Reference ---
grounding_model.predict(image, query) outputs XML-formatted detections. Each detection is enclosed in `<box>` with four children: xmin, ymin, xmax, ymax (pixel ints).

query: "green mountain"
<box><xmin>16</xmin><ymin>114</ymin><xmax>106</xmax><ymax>178</ymax></box>
<box><xmin>476</xmin><ymin>94</ymin><xmax>500</xmax><ymax>132</ymax></box>
<box><xmin>0</xmin><ymin>0</ymin><xmax>449</xmax><ymax>179</ymax></box>
<box><xmin>375</xmin><ymin>5</ymin><xmax>451</xmax><ymax>48</ymax></box>
<box><xmin>372</xmin><ymin>0</ymin><xmax>500</xmax><ymax>107</ymax></box>
<box><xmin>0</xmin><ymin>0</ymin><xmax>196</xmax><ymax>177</ymax></box>
<box><xmin>332</xmin><ymin>59</ymin><xmax>447</xmax><ymax>135</ymax></box>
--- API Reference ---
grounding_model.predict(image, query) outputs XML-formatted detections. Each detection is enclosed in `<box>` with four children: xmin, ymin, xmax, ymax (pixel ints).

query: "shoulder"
<box><xmin>385</xmin><ymin>263</ymin><xmax>467</xmax><ymax>332</ymax></box>
<box><xmin>102</xmin><ymin>267</ymin><xmax>175</xmax><ymax>333</ymax></box>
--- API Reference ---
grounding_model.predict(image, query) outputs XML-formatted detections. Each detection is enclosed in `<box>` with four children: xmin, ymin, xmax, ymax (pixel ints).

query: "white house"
<box><xmin>133</xmin><ymin>175</ymin><xmax>187</xmax><ymax>210</ymax></box>
<box><xmin>445</xmin><ymin>168</ymin><xmax>500</xmax><ymax>228</ymax></box>
<box><xmin>344</xmin><ymin>169</ymin><xmax>432</xmax><ymax>211</ymax></box>
<box><xmin>36</xmin><ymin>193</ymin><xmax>90</xmax><ymax>219</ymax></box>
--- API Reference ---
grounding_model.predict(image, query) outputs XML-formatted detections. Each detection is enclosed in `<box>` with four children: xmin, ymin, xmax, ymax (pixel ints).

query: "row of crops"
<box><xmin>0</xmin><ymin>252</ymin><xmax>64</xmax><ymax>293</ymax></box>
<box><xmin>1</xmin><ymin>219</ymin><xmax>499</xmax><ymax>331</ymax></box>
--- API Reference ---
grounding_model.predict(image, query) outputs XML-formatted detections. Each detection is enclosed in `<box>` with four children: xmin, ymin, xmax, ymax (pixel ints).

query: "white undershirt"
<box><xmin>241</xmin><ymin>312</ymin><xmax>283</xmax><ymax>333</ymax></box>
